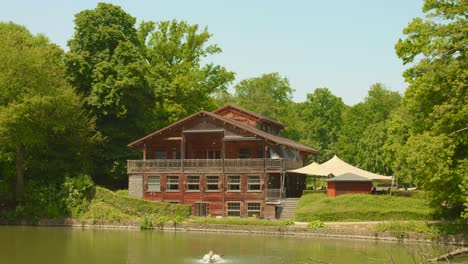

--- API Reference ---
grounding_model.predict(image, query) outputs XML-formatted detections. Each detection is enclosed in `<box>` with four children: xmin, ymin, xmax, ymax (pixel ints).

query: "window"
<box><xmin>206</xmin><ymin>176</ymin><xmax>219</xmax><ymax>191</ymax></box>
<box><xmin>207</xmin><ymin>149</ymin><xmax>221</xmax><ymax>159</ymax></box>
<box><xmin>247</xmin><ymin>176</ymin><xmax>261</xmax><ymax>191</ymax></box>
<box><xmin>166</xmin><ymin>176</ymin><xmax>179</xmax><ymax>191</ymax></box>
<box><xmin>239</xmin><ymin>148</ymin><xmax>250</xmax><ymax>159</ymax></box>
<box><xmin>247</xmin><ymin>202</ymin><xmax>261</xmax><ymax>217</ymax></box>
<box><xmin>154</xmin><ymin>149</ymin><xmax>166</xmax><ymax>159</ymax></box>
<box><xmin>172</xmin><ymin>147</ymin><xmax>181</xmax><ymax>159</ymax></box>
<box><xmin>147</xmin><ymin>176</ymin><xmax>160</xmax><ymax>192</ymax></box>
<box><xmin>187</xmin><ymin>176</ymin><xmax>200</xmax><ymax>191</ymax></box>
<box><xmin>227</xmin><ymin>176</ymin><xmax>241</xmax><ymax>191</ymax></box>
<box><xmin>227</xmin><ymin>202</ymin><xmax>241</xmax><ymax>217</ymax></box>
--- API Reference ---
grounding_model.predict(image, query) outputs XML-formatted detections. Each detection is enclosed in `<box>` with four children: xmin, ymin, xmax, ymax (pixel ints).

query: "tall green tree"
<box><xmin>234</xmin><ymin>73</ymin><xmax>293</xmax><ymax>121</ymax></box>
<box><xmin>301</xmin><ymin>88</ymin><xmax>346</xmax><ymax>162</ymax></box>
<box><xmin>145</xmin><ymin>20</ymin><xmax>235</xmax><ymax>127</ymax></box>
<box><xmin>337</xmin><ymin>83</ymin><xmax>401</xmax><ymax>168</ymax></box>
<box><xmin>392</xmin><ymin>0</ymin><xmax>467</xmax><ymax>218</ymax></box>
<box><xmin>65</xmin><ymin>3</ymin><xmax>153</xmax><ymax>188</ymax></box>
<box><xmin>0</xmin><ymin>22</ymin><xmax>98</xmax><ymax>199</ymax></box>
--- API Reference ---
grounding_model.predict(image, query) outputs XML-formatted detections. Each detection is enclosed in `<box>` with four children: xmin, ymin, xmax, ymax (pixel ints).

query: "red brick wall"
<box><xmin>327</xmin><ymin>181</ymin><xmax>372</xmax><ymax>197</ymax></box>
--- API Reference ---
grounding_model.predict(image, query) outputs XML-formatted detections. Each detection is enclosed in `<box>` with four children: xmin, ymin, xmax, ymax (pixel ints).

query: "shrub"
<box><xmin>15</xmin><ymin>180</ymin><xmax>67</xmax><ymax>223</ymax></box>
<box><xmin>307</xmin><ymin>220</ymin><xmax>325</xmax><ymax>229</ymax></box>
<box><xmin>61</xmin><ymin>174</ymin><xmax>95</xmax><ymax>217</ymax></box>
<box><xmin>139</xmin><ymin>216</ymin><xmax>153</xmax><ymax>230</ymax></box>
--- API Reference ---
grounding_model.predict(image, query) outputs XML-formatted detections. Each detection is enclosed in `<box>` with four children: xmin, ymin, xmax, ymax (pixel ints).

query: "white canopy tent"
<box><xmin>289</xmin><ymin>155</ymin><xmax>393</xmax><ymax>183</ymax></box>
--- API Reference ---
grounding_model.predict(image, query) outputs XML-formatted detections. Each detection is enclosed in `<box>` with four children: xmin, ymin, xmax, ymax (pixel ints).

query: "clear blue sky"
<box><xmin>0</xmin><ymin>0</ymin><xmax>423</xmax><ymax>105</ymax></box>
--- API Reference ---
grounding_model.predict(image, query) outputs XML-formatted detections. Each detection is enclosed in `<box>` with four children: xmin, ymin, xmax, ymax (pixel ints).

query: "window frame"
<box><xmin>227</xmin><ymin>176</ymin><xmax>241</xmax><ymax>192</ymax></box>
<box><xmin>206</xmin><ymin>176</ymin><xmax>219</xmax><ymax>192</ymax></box>
<box><xmin>247</xmin><ymin>202</ymin><xmax>261</xmax><ymax>217</ymax></box>
<box><xmin>227</xmin><ymin>202</ymin><xmax>241</xmax><ymax>217</ymax></box>
<box><xmin>186</xmin><ymin>176</ymin><xmax>200</xmax><ymax>191</ymax></box>
<box><xmin>247</xmin><ymin>175</ymin><xmax>261</xmax><ymax>192</ymax></box>
<box><xmin>147</xmin><ymin>175</ymin><xmax>161</xmax><ymax>192</ymax></box>
<box><xmin>166</xmin><ymin>176</ymin><xmax>179</xmax><ymax>192</ymax></box>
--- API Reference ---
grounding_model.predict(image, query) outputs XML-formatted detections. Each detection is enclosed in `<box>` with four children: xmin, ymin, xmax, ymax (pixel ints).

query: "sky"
<box><xmin>0</xmin><ymin>0</ymin><xmax>424</xmax><ymax>105</ymax></box>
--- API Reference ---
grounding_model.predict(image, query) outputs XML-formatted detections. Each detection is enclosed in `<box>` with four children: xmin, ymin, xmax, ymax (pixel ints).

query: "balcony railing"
<box><xmin>127</xmin><ymin>158</ymin><xmax>299</xmax><ymax>174</ymax></box>
<box><xmin>265</xmin><ymin>188</ymin><xmax>282</xmax><ymax>202</ymax></box>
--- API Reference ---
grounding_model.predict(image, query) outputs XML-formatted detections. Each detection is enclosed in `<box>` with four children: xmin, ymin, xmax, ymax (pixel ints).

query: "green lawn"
<box><xmin>294</xmin><ymin>193</ymin><xmax>435</xmax><ymax>222</ymax></box>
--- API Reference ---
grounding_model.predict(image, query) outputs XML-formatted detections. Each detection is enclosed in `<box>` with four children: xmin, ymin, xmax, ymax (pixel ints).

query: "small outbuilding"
<box><xmin>326</xmin><ymin>173</ymin><xmax>373</xmax><ymax>197</ymax></box>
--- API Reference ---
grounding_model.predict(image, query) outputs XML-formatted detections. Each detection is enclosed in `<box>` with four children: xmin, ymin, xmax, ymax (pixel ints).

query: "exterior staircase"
<box><xmin>278</xmin><ymin>198</ymin><xmax>300</xmax><ymax>220</ymax></box>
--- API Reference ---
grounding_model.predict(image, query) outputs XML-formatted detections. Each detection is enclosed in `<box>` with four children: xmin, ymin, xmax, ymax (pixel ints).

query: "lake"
<box><xmin>0</xmin><ymin>226</ymin><xmax>465</xmax><ymax>263</ymax></box>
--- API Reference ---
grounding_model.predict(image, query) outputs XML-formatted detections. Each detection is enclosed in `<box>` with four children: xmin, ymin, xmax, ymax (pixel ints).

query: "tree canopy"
<box><xmin>392</xmin><ymin>0</ymin><xmax>467</xmax><ymax>218</ymax></box>
<box><xmin>0</xmin><ymin>22</ymin><xmax>98</xmax><ymax>199</ymax></box>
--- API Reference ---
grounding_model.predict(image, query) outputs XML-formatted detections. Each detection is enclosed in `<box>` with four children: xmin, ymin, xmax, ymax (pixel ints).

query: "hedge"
<box><xmin>94</xmin><ymin>187</ymin><xmax>191</xmax><ymax>219</ymax></box>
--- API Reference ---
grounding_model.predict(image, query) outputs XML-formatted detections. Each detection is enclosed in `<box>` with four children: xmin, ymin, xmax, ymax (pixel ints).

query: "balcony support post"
<box><xmin>143</xmin><ymin>144</ymin><xmax>147</xmax><ymax>160</ymax></box>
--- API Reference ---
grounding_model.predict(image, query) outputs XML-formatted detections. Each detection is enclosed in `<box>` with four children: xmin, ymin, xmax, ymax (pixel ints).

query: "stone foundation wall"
<box><xmin>128</xmin><ymin>175</ymin><xmax>143</xmax><ymax>198</ymax></box>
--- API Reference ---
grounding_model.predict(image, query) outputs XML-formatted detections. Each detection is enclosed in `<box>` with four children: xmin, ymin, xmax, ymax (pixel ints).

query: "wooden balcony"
<box><xmin>127</xmin><ymin>158</ymin><xmax>300</xmax><ymax>174</ymax></box>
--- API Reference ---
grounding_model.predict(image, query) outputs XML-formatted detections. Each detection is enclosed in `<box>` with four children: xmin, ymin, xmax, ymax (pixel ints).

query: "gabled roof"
<box><xmin>213</xmin><ymin>105</ymin><xmax>284</xmax><ymax>129</ymax></box>
<box><xmin>128</xmin><ymin>110</ymin><xmax>317</xmax><ymax>154</ymax></box>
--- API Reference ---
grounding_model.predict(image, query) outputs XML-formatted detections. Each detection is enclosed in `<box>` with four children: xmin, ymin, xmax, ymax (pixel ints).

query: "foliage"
<box><xmin>301</xmin><ymin>88</ymin><xmax>346</xmax><ymax>162</ymax></box>
<box><xmin>336</xmin><ymin>83</ymin><xmax>401</xmax><ymax>173</ymax></box>
<box><xmin>233</xmin><ymin>73</ymin><xmax>293</xmax><ymax>122</ymax></box>
<box><xmin>307</xmin><ymin>220</ymin><xmax>325</xmax><ymax>229</ymax></box>
<box><xmin>139</xmin><ymin>216</ymin><xmax>153</xmax><ymax>230</ymax></box>
<box><xmin>146</xmin><ymin>20</ymin><xmax>235</xmax><ymax>127</ymax></box>
<box><xmin>93</xmin><ymin>187</ymin><xmax>191</xmax><ymax>219</ymax></box>
<box><xmin>373</xmin><ymin>221</ymin><xmax>466</xmax><ymax>240</ymax></box>
<box><xmin>65</xmin><ymin>3</ymin><xmax>153</xmax><ymax>188</ymax></box>
<box><xmin>61</xmin><ymin>175</ymin><xmax>95</xmax><ymax>217</ymax></box>
<box><xmin>391</xmin><ymin>0</ymin><xmax>467</xmax><ymax>218</ymax></box>
<box><xmin>13</xmin><ymin>180</ymin><xmax>67</xmax><ymax>223</ymax></box>
<box><xmin>0</xmin><ymin>22</ymin><xmax>98</xmax><ymax>199</ymax></box>
<box><xmin>294</xmin><ymin>193</ymin><xmax>434</xmax><ymax>222</ymax></box>
<box><xmin>191</xmin><ymin>217</ymin><xmax>294</xmax><ymax>227</ymax></box>
<box><xmin>114</xmin><ymin>189</ymin><xmax>129</xmax><ymax>197</ymax></box>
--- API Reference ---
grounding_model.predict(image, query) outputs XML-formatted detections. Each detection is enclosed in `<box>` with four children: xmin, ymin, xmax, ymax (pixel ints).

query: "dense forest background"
<box><xmin>0</xmin><ymin>1</ymin><xmax>466</xmax><ymax>220</ymax></box>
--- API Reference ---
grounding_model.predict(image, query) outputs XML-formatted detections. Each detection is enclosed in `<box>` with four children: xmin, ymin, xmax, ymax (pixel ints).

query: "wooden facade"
<box><xmin>326</xmin><ymin>173</ymin><xmax>374</xmax><ymax>197</ymax></box>
<box><xmin>127</xmin><ymin>105</ymin><xmax>317</xmax><ymax>219</ymax></box>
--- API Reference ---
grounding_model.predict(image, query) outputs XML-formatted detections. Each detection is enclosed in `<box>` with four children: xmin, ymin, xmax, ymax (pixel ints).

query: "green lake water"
<box><xmin>0</xmin><ymin>226</ymin><xmax>465</xmax><ymax>264</ymax></box>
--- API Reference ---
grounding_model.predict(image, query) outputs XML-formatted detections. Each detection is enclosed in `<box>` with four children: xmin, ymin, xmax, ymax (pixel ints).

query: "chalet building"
<box><xmin>127</xmin><ymin>105</ymin><xmax>317</xmax><ymax>219</ymax></box>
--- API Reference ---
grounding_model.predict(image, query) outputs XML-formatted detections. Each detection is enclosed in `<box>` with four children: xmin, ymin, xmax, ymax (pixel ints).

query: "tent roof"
<box><xmin>326</xmin><ymin>173</ymin><xmax>373</xmax><ymax>182</ymax></box>
<box><xmin>289</xmin><ymin>155</ymin><xmax>393</xmax><ymax>182</ymax></box>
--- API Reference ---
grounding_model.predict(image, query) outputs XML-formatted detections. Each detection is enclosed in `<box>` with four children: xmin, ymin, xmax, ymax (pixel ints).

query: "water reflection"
<box><xmin>0</xmin><ymin>226</ymin><xmax>463</xmax><ymax>264</ymax></box>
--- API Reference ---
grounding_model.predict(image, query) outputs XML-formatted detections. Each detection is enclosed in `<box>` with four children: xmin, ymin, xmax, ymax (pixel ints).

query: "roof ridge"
<box><xmin>213</xmin><ymin>104</ymin><xmax>284</xmax><ymax>128</ymax></box>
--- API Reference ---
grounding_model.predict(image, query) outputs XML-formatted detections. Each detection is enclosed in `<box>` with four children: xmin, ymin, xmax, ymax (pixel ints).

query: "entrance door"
<box><xmin>194</xmin><ymin>203</ymin><xmax>209</xmax><ymax>217</ymax></box>
<box><xmin>285</xmin><ymin>174</ymin><xmax>306</xmax><ymax>198</ymax></box>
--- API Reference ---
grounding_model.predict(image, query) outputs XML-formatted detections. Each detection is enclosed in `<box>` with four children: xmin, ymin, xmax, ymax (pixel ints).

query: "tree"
<box><xmin>145</xmin><ymin>20</ymin><xmax>235</xmax><ymax>127</ymax></box>
<box><xmin>65</xmin><ymin>3</ymin><xmax>153</xmax><ymax>188</ymax></box>
<box><xmin>336</xmin><ymin>83</ymin><xmax>401</xmax><ymax>166</ymax></box>
<box><xmin>393</xmin><ymin>0</ymin><xmax>467</xmax><ymax>218</ymax></box>
<box><xmin>0</xmin><ymin>22</ymin><xmax>98</xmax><ymax>199</ymax></box>
<box><xmin>301</xmin><ymin>88</ymin><xmax>346</xmax><ymax>162</ymax></box>
<box><xmin>234</xmin><ymin>73</ymin><xmax>293</xmax><ymax>121</ymax></box>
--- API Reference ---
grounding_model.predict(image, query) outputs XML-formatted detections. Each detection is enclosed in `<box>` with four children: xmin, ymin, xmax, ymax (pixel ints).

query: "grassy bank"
<box><xmin>78</xmin><ymin>187</ymin><xmax>191</xmax><ymax>227</ymax></box>
<box><xmin>294</xmin><ymin>193</ymin><xmax>434</xmax><ymax>222</ymax></box>
<box><xmin>373</xmin><ymin>221</ymin><xmax>467</xmax><ymax>240</ymax></box>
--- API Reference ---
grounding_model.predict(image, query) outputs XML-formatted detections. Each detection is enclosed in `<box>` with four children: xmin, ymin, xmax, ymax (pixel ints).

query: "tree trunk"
<box><xmin>15</xmin><ymin>146</ymin><xmax>25</xmax><ymax>200</ymax></box>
